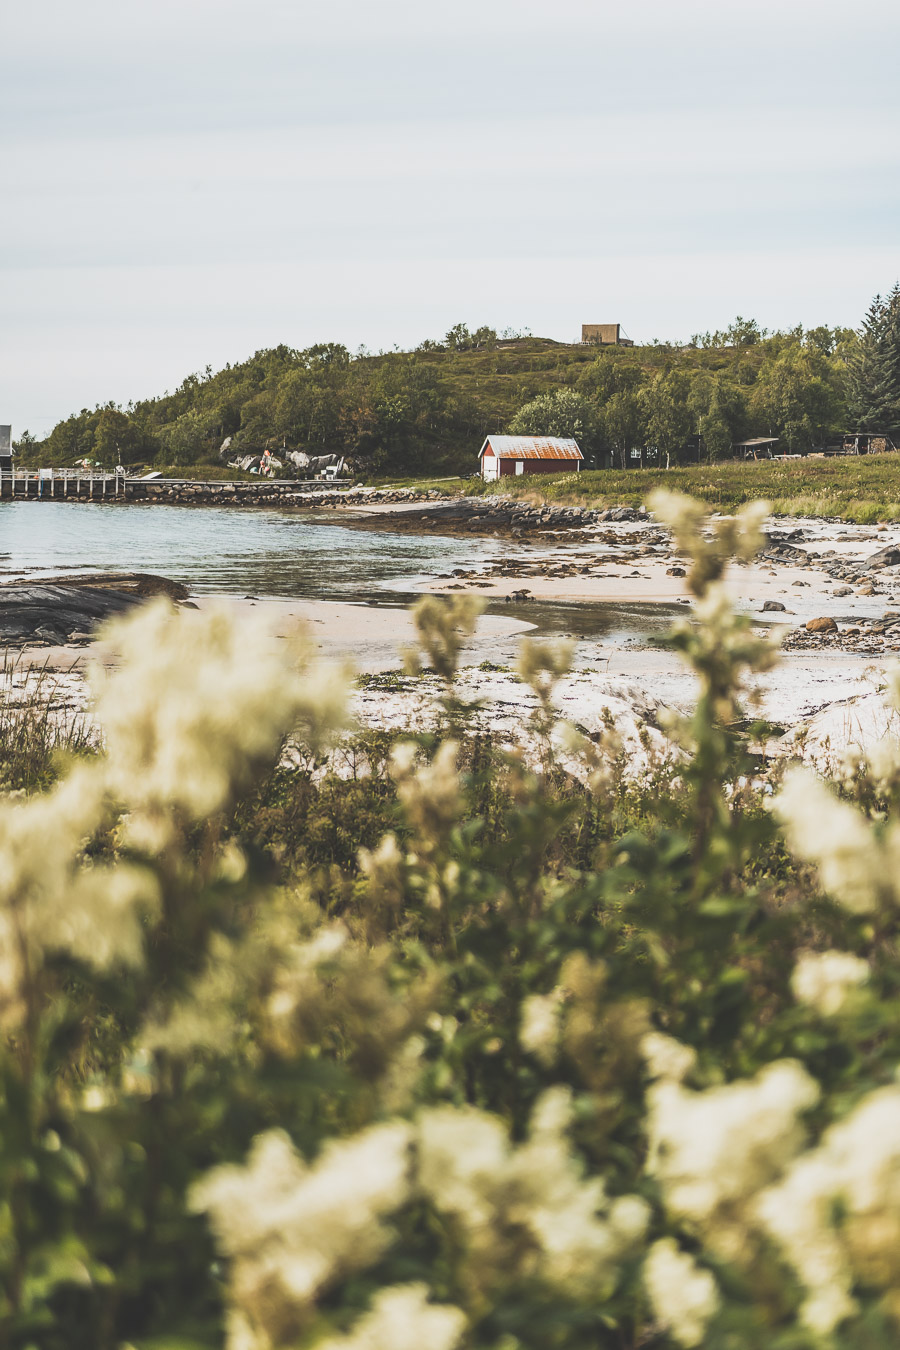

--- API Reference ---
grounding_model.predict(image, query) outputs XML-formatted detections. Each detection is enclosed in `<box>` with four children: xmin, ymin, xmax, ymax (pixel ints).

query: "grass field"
<box><xmin>460</xmin><ymin>457</ymin><xmax>900</xmax><ymax>522</ymax></box>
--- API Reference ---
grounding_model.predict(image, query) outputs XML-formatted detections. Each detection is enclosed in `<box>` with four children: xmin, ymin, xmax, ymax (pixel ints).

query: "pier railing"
<box><xmin>0</xmin><ymin>470</ymin><xmax>353</xmax><ymax>500</ymax></box>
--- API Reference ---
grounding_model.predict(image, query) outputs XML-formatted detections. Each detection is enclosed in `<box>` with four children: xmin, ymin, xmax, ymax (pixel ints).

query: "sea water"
<box><xmin>0</xmin><ymin>500</ymin><xmax>682</xmax><ymax>639</ymax></box>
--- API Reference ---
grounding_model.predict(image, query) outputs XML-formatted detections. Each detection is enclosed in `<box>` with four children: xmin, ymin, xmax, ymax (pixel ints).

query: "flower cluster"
<box><xmin>645</xmin><ymin>1040</ymin><xmax>820</xmax><ymax>1262</ymax></box>
<box><xmin>776</xmin><ymin>767</ymin><xmax>900</xmax><ymax>913</ymax></box>
<box><xmin>756</xmin><ymin>1086</ymin><xmax>900</xmax><ymax>1333</ymax></box>
<box><xmin>192</xmin><ymin>1090</ymin><xmax>648</xmax><ymax>1348</ymax></box>
<box><xmin>791</xmin><ymin>949</ymin><xmax>869</xmax><ymax>1017</ymax></box>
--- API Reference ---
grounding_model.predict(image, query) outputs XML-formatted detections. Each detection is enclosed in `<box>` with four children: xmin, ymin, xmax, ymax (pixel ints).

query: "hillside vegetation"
<box><xmin>469</xmin><ymin>456</ymin><xmax>900</xmax><ymax>524</ymax></box>
<box><xmin>17</xmin><ymin>315</ymin><xmax>873</xmax><ymax>477</ymax></box>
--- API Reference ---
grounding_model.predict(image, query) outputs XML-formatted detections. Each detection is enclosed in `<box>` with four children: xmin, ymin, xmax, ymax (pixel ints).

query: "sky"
<box><xmin>2</xmin><ymin>0</ymin><xmax>899</xmax><ymax>438</ymax></box>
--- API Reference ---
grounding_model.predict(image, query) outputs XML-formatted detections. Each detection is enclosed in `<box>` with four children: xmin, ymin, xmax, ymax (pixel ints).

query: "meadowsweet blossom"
<box><xmin>775</xmin><ymin>768</ymin><xmax>900</xmax><ymax>913</ymax></box>
<box><xmin>516</xmin><ymin>638</ymin><xmax>575</xmax><ymax>702</ymax></box>
<box><xmin>0</xmin><ymin>761</ymin><xmax>159</xmax><ymax>1027</ymax></box>
<box><xmin>648</xmin><ymin>491</ymin><xmax>770</xmax><ymax>595</ymax></box>
<box><xmin>404</xmin><ymin>594</ymin><xmax>483</xmax><ymax>682</ymax></box>
<box><xmin>644</xmin><ymin>1239</ymin><xmax>720</xmax><ymax>1347</ymax></box>
<box><xmin>93</xmin><ymin>600</ymin><xmax>348</xmax><ymax>823</ymax></box>
<box><xmin>190</xmin><ymin>1123</ymin><xmax>413</xmax><ymax>1344</ymax></box>
<box><xmin>391</xmin><ymin>741</ymin><xmax>461</xmax><ymax>850</ymax></box>
<box><xmin>316</xmin><ymin>1284</ymin><xmax>466</xmax><ymax>1350</ymax></box>
<box><xmin>358</xmin><ymin>833</ymin><xmax>406</xmax><ymax>911</ymax></box>
<box><xmin>792</xmin><ymin>950</ymin><xmax>869</xmax><ymax>1016</ymax></box>
<box><xmin>641</xmin><ymin>1032</ymin><xmax>697</xmax><ymax>1083</ymax></box>
<box><xmin>417</xmin><ymin>1089</ymin><xmax>648</xmax><ymax>1298</ymax></box>
<box><xmin>519</xmin><ymin>989</ymin><xmax>564</xmax><ymax>1065</ymax></box>
<box><xmin>646</xmin><ymin>1054</ymin><xmax>819</xmax><ymax>1260</ymax></box>
<box><xmin>756</xmin><ymin>1085</ymin><xmax>900</xmax><ymax>1333</ymax></box>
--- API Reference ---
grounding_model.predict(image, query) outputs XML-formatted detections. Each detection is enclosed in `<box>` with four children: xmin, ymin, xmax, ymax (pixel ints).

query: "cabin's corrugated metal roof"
<box><xmin>479</xmin><ymin>436</ymin><xmax>583</xmax><ymax>461</ymax></box>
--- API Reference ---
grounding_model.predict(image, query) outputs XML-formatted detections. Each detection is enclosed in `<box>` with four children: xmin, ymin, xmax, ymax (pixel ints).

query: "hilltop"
<box><xmin>17</xmin><ymin>317</ymin><xmax>864</xmax><ymax>477</ymax></box>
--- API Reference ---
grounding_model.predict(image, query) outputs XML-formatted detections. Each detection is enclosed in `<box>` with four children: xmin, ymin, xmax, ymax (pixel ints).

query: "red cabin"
<box><xmin>479</xmin><ymin>435</ymin><xmax>583</xmax><ymax>481</ymax></box>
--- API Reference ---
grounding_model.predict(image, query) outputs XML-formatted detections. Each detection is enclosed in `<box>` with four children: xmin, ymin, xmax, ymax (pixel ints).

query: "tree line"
<box><xmin>17</xmin><ymin>292</ymin><xmax>900</xmax><ymax>475</ymax></box>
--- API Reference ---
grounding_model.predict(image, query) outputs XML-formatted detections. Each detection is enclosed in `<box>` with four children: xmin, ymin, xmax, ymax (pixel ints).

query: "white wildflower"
<box><xmin>646</xmin><ymin>1057</ymin><xmax>819</xmax><ymax>1259</ymax></box>
<box><xmin>644</xmin><ymin>1239</ymin><xmax>720</xmax><ymax>1347</ymax></box>
<box><xmin>81</xmin><ymin>1085</ymin><xmax>113</xmax><ymax>1113</ymax></box>
<box><xmin>392</xmin><ymin>741</ymin><xmax>461</xmax><ymax>845</ymax></box>
<box><xmin>861</xmin><ymin>735</ymin><xmax>900</xmax><ymax>796</ymax></box>
<box><xmin>516</xmin><ymin>638</ymin><xmax>575</xmax><ymax>700</ymax></box>
<box><xmin>316</xmin><ymin>1283</ymin><xmax>466</xmax><ymax>1350</ymax></box>
<box><xmin>775</xmin><ymin>768</ymin><xmax>900</xmax><ymax>913</ymax></box>
<box><xmin>666</xmin><ymin>1065</ymin><xmax>900</xmax><ymax>1333</ymax></box>
<box><xmin>416</xmin><ymin>1106</ymin><xmax>508</xmax><ymax>1230</ymax></box>
<box><xmin>641</xmin><ymin>1032</ymin><xmax>697</xmax><ymax>1083</ymax></box>
<box><xmin>190</xmin><ymin>1122</ymin><xmax>412</xmax><ymax>1330</ymax></box>
<box><xmin>358</xmin><ymin>833</ymin><xmax>405</xmax><ymax>908</ymax></box>
<box><xmin>792</xmin><ymin>951</ymin><xmax>869</xmax><ymax>1017</ymax></box>
<box><xmin>519</xmin><ymin>989</ymin><xmax>563</xmax><ymax>1066</ymax></box>
<box><xmin>93</xmin><ymin>601</ymin><xmax>349</xmax><ymax>822</ymax></box>
<box><xmin>407</xmin><ymin>593</ymin><xmax>484</xmax><ymax>683</ymax></box>
<box><xmin>417</xmin><ymin>1092</ymin><xmax>647</xmax><ymax>1298</ymax></box>
<box><xmin>757</xmin><ymin>1085</ymin><xmax>900</xmax><ymax>1334</ymax></box>
<box><xmin>0</xmin><ymin>762</ymin><xmax>158</xmax><ymax>1015</ymax></box>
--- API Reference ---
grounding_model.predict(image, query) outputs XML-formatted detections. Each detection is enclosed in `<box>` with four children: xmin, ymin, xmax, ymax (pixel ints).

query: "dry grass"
<box><xmin>0</xmin><ymin>651</ymin><xmax>96</xmax><ymax>790</ymax></box>
<box><xmin>465</xmin><ymin>457</ymin><xmax>900</xmax><ymax>523</ymax></box>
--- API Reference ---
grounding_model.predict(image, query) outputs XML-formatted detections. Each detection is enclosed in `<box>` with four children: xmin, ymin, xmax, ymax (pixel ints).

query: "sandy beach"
<box><xmin>8</xmin><ymin>509</ymin><xmax>900</xmax><ymax>770</ymax></box>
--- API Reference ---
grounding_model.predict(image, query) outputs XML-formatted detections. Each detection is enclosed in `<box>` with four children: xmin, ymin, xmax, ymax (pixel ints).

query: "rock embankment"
<box><xmin>351</xmin><ymin>497</ymin><xmax>643</xmax><ymax>537</ymax></box>
<box><xmin>44</xmin><ymin>480</ymin><xmax>644</xmax><ymax>536</ymax></box>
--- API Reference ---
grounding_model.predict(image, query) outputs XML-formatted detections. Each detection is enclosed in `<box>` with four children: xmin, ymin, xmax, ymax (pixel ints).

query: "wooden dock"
<box><xmin>0</xmin><ymin>470</ymin><xmax>352</xmax><ymax>502</ymax></box>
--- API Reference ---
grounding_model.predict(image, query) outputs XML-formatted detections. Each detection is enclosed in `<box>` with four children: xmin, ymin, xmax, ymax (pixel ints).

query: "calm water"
<box><xmin>0</xmin><ymin>501</ymin><xmax>497</xmax><ymax>601</ymax></box>
<box><xmin>0</xmin><ymin>500</ymin><xmax>682</xmax><ymax>638</ymax></box>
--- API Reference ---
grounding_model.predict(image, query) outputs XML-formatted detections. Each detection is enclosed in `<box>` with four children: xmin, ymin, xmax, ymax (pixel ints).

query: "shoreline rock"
<box><xmin>0</xmin><ymin>575</ymin><xmax>189</xmax><ymax>646</ymax></box>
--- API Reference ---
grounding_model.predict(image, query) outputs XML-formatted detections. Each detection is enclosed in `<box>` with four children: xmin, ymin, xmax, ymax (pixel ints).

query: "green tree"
<box><xmin>577</xmin><ymin>348</ymin><xmax>645</xmax><ymax>404</ymax></box>
<box><xmin>847</xmin><ymin>285</ymin><xmax>900</xmax><ymax>432</ymax></box>
<box><xmin>159</xmin><ymin>408</ymin><xmax>209</xmax><ymax>465</ymax></box>
<box><xmin>92</xmin><ymin>406</ymin><xmax>148</xmax><ymax>467</ymax></box>
<box><xmin>751</xmin><ymin>346</ymin><xmax>841</xmax><ymax>453</ymax></box>
<box><xmin>642</xmin><ymin>371</ymin><xmax>692</xmax><ymax>467</ymax></box>
<box><xmin>444</xmin><ymin>322</ymin><xmax>473</xmax><ymax>351</ymax></box>
<box><xmin>11</xmin><ymin>429</ymin><xmax>37</xmax><ymax>460</ymax></box>
<box><xmin>508</xmin><ymin>388</ymin><xmax>597</xmax><ymax>451</ymax></box>
<box><xmin>688</xmin><ymin>374</ymin><xmax>747</xmax><ymax>462</ymax></box>
<box><xmin>602</xmin><ymin>388</ymin><xmax>646</xmax><ymax>469</ymax></box>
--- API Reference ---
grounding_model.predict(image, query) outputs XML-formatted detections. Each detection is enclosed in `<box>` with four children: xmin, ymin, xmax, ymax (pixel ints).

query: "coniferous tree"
<box><xmin>847</xmin><ymin>284</ymin><xmax>900</xmax><ymax>432</ymax></box>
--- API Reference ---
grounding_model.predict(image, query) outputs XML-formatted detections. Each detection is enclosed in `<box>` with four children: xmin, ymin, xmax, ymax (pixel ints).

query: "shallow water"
<box><xmin>0</xmin><ymin>501</ymin><xmax>499</xmax><ymax>601</ymax></box>
<box><xmin>0</xmin><ymin>500</ymin><xmax>681</xmax><ymax>638</ymax></box>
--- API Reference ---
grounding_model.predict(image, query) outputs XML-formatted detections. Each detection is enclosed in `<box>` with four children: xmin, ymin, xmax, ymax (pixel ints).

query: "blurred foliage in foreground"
<box><xmin>5</xmin><ymin>495</ymin><xmax>900</xmax><ymax>1348</ymax></box>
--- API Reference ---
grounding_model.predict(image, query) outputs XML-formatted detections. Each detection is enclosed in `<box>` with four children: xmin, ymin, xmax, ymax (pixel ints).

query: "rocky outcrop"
<box><xmin>350</xmin><ymin>497</ymin><xmax>645</xmax><ymax>538</ymax></box>
<box><xmin>0</xmin><ymin>574</ymin><xmax>189</xmax><ymax>645</ymax></box>
<box><xmin>0</xmin><ymin>584</ymin><xmax>139</xmax><ymax>645</ymax></box>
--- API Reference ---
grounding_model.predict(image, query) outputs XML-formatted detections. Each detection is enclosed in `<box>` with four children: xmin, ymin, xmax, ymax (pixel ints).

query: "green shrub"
<box><xmin>3</xmin><ymin>497</ymin><xmax>900</xmax><ymax>1348</ymax></box>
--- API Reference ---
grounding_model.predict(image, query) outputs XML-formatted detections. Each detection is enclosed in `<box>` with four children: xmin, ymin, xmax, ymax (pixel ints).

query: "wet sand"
<box><xmin>11</xmin><ymin>513</ymin><xmax>900</xmax><ymax>766</ymax></box>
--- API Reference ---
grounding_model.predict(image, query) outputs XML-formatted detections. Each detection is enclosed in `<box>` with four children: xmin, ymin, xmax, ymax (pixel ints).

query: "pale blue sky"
<box><xmin>2</xmin><ymin>0</ymin><xmax>898</xmax><ymax>437</ymax></box>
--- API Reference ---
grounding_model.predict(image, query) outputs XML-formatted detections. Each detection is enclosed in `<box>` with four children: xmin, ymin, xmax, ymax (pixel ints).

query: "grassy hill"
<box><xmin>21</xmin><ymin>322</ymin><xmax>856</xmax><ymax>477</ymax></box>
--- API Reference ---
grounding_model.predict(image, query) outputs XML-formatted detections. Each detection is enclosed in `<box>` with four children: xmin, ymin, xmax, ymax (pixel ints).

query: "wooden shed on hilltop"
<box><xmin>581</xmin><ymin>323</ymin><xmax>634</xmax><ymax>347</ymax></box>
<box><xmin>479</xmin><ymin>435</ymin><xmax>583</xmax><ymax>481</ymax></box>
